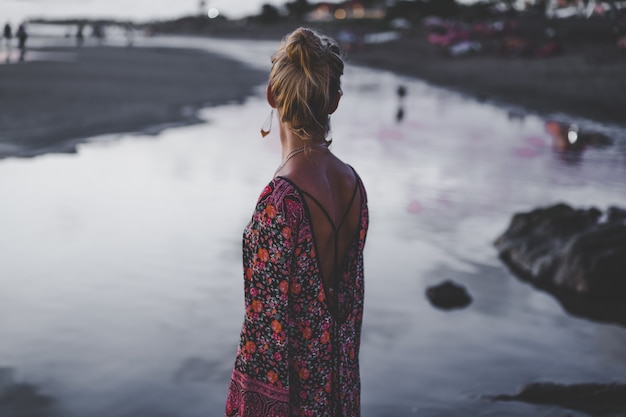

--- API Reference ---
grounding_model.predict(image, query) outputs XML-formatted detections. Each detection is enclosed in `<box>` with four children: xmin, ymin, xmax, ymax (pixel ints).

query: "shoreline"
<box><xmin>199</xmin><ymin>21</ymin><xmax>626</xmax><ymax>129</ymax></box>
<box><xmin>1</xmin><ymin>27</ymin><xmax>624</xmax><ymax>161</ymax></box>
<box><xmin>342</xmin><ymin>26</ymin><xmax>626</xmax><ymax>127</ymax></box>
<box><xmin>346</xmin><ymin>34</ymin><xmax>626</xmax><ymax>129</ymax></box>
<box><xmin>149</xmin><ymin>19</ymin><xmax>626</xmax><ymax>129</ymax></box>
<box><xmin>0</xmin><ymin>44</ymin><xmax>267</xmax><ymax>159</ymax></box>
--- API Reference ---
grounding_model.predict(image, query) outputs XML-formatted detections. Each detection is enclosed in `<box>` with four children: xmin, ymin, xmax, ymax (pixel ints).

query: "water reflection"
<box><xmin>545</xmin><ymin>120</ymin><xmax>615</xmax><ymax>166</ymax></box>
<box><xmin>0</xmin><ymin>48</ymin><xmax>76</xmax><ymax>64</ymax></box>
<box><xmin>396</xmin><ymin>85</ymin><xmax>407</xmax><ymax>122</ymax></box>
<box><xmin>0</xmin><ymin>38</ymin><xmax>625</xmax><ymax>417</ymax></box>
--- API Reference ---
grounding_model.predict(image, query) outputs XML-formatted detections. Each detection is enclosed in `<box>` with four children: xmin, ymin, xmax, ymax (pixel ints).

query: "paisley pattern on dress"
<box><xmin>225</xmin><ymin>174</ymin><xmax>368</xmax><ymax>417</ymax></box>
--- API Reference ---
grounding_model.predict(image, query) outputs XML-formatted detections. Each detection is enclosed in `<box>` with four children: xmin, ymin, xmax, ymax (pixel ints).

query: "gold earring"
<box><xmin>260</xmin><ymin>109</ymin><xmax>273</xmax><ymax>138</ymax></box>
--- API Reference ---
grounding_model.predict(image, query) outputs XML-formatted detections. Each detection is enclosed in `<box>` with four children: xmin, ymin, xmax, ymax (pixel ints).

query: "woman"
<box><xmin>225</xmin><ymin>27</ymin><xmax>369</xmax><ymax>417</ymax></box>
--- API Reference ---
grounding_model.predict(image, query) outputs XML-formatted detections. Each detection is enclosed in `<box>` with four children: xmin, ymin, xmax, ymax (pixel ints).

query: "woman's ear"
<box><xmin>329</xmin><ymin>90</ymin><xmax>342</xmax><ymax>114</ymax></box>
<box><xmin>266</xmin><ymin>84</ymin><xmax>276</xmax><ymax>108</ymax></box>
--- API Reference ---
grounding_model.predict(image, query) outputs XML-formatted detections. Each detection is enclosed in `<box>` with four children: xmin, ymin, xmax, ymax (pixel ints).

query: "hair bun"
<box><xmin>285</xmin><ymin>28</ymin><xmax>318</xmax><ymax>76</ymax></box>
<box><xmin>269</xmin><ymin>27</ymin><xmax>344</xmax><ymax>141</ymax></box>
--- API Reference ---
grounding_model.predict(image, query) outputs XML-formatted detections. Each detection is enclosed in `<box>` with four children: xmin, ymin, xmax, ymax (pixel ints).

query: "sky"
<box><xmin>0</xmin><ymin>0</ymin><xmax>346</xmax><ymax>23</ymax></box>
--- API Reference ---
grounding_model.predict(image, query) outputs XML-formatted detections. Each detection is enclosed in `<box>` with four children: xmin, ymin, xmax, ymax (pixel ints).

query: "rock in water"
<box><xmin>426</xmin><ymin>280</ymin><xmax>472</xmax><ymax>310</ymax></box>
<box><xmin>492</xmin><ymin>381</ymin><xmax>626</xmax><ymax>415</ymax></box>
<box><xmin>495</xmin><ymin>203</ymin><xmax>626</xmax><ymax>325</ymax></box>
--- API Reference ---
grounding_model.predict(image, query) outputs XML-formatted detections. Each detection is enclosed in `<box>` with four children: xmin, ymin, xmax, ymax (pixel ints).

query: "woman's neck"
<box><xmin>278</xmin><ymin>121</ymin><xmax>327</xmax><ymax>160</ymax></box>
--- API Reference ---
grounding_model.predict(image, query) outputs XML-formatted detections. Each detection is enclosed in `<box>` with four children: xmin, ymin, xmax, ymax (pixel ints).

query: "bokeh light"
<box><xmin>567</xmin><ymin>125</ymin><xmax>579</xmax><ymax>144</ymax></box>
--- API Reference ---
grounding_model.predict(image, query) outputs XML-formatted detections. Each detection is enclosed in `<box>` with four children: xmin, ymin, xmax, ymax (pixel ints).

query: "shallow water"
<box><xmin>1</xmin><ymin>37</ymin><xmax>626</xmax><ymax>417</ymax></box>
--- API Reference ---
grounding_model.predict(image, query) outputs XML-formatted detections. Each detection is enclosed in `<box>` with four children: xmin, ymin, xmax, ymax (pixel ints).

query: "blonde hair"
<box><xmin>269</xmin><ymin>27</ymin><xmax>344</xmax><ymax>144</ymax></box>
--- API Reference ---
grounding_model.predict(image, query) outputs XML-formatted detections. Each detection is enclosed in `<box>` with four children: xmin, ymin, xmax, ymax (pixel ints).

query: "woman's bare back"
<box><xmin>278</xmin><ymin>148</ymin><xmax>362</xmax><ymax>301</ymax></box>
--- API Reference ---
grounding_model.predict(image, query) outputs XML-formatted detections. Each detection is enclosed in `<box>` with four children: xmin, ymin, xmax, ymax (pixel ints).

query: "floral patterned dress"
<box><xmin>225</xmin><ymin>171</ymin><xmax>368</xmax><ymax>417</ymax></box>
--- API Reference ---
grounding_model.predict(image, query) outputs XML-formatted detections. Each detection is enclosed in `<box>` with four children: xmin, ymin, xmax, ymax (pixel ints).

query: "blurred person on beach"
<box><xmin>124</xmin><ymin>22</ymin><xmax>135</xmax><ymax>47</ymax></box>
<box><xmin>91</xmin><ymin>22</ymin><xmax>105</xmax><ymax>46</ymax></box>
<box><xmin>3</xmin><ymin>22</ymin><xmax>12</xmax><ymax>52</ymax></box>
<box><xmin>225</xmin><ymin>27</ymin><xmax>369</xmax><ymax>417</ymax></box>
<box><xmin>76</xmin><ymin>23</ymin><xmax>85</xmax><ymax>47</ymax></box>
<box><xmin>16</xmin><ymin>22</ymin><xmax>27</xmax><ymax>61</ymax></box>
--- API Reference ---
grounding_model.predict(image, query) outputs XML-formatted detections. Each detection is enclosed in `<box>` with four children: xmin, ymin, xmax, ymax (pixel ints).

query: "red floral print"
<box><xmin>226</xmin><ymin>174</ymin><xmax>368</xmax><ymax>417</ymax></box>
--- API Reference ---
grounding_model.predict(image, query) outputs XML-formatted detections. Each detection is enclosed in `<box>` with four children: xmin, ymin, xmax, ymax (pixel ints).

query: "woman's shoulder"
<box><xmin>263</xmin><ymin>176</ymin><xmax>303</xmax><ymax>202</ymax></box>
<box><xmin>255</xmin><ymin>177</ymin><xmax>306</xmax><ymax>222</ymax></box>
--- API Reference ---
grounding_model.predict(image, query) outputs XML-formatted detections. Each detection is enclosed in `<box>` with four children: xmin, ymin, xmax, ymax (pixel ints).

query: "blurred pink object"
<box><xmin>515</xmin><ymin>147</ymin><xmax>541</xmax><ymax>158</ymax></box>
<box><xmin>524</xmin><ymin>136</ymin><xmax>546</xmax><ymax>148</ymax></box>
<box><xmin>407</xmin><ymin>200</ymin><xmax>422</xmax><ymax>213</ymax></box>
<box><xmin>377</xmin><ymin>128</ymin><xmax>404</xmax><ymax>141</ymax></box>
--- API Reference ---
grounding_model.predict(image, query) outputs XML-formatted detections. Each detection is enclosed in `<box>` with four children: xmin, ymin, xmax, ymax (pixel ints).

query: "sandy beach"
<box><xmin>348</xmin><ymin>33</ymin><xmax>626</xmax><ymax>127</ymax></box>
<box><xmin>0</xmin><ymin>44</ymin><xmax>267</xmax><ymax>158</ymax></box>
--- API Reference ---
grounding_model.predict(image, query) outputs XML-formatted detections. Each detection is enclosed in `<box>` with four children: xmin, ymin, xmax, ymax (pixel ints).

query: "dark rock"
<box><xmin>0</xmin><ymin>367</ymin><xmax>59</xmax><ymax>417</ymax></box>
<box><xmin>491</xmin><ymin>381</ymin><xmax>626</xmax><ymax>415</ymax></box>
<box><xmin>426</xmin><ymin>280</ymin><xmax>472</xmax><ymax>310</ymax></box>
<box><xmin>608</xmin><ymin>206</ymin><xmax>626</xmax><ymax>223</ymax></box>
<box><xmin>495</xmin><ymin>203</ymin><xmax>626</xmax><ymax>325</ymax></box>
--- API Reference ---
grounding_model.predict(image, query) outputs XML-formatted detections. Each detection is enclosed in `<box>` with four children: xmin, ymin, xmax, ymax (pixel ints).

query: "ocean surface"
<box><xmin>1</xmin><ymin>34</ymin><xmax>626</xmax><ymax>417</ymax></box>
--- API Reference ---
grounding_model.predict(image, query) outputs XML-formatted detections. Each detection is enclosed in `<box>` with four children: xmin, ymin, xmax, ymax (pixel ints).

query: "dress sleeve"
<box><xmin>226</xmin><ymin>180</ymin><xmax>301</xmax><ymax>417</ymax></box>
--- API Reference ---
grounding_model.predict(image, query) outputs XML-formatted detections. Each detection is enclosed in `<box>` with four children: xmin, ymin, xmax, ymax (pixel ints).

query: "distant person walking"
<box><xmin>16</xmin><ymin>23</ymin><xmax>27</xmax><ymax>61</ymax></box>
<box><xmin>76</xmin><ymin>23</ymin><xmax>85</xmax><ymax>47</ymax></box>
<box><xmin>91</xmin><ymin>22</ymin><xmax>105</xmax><ymax>46</ymax></box>
<box><xmin>124</xmin><ymin>22</ymin><xmax>135</xmax><ymax>47</ymax></box>
<box><xmin>3</xmin><ymin>22</ymin><xmax>12</xmax><ymax>49</ymax></box>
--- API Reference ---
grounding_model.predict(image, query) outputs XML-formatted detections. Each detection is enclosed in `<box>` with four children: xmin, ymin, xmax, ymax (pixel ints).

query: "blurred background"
<box><xmin>1</xmin><ymin>1</ymin><xmax>626</xmax><ymax>416</ymax></box>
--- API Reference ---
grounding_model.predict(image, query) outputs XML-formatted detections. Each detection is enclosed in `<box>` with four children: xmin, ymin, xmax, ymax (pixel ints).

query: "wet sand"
<box><xmin>0</xmin><ymin>45</ymin><xmax>267</xmax><ymax>158</ymax></box>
